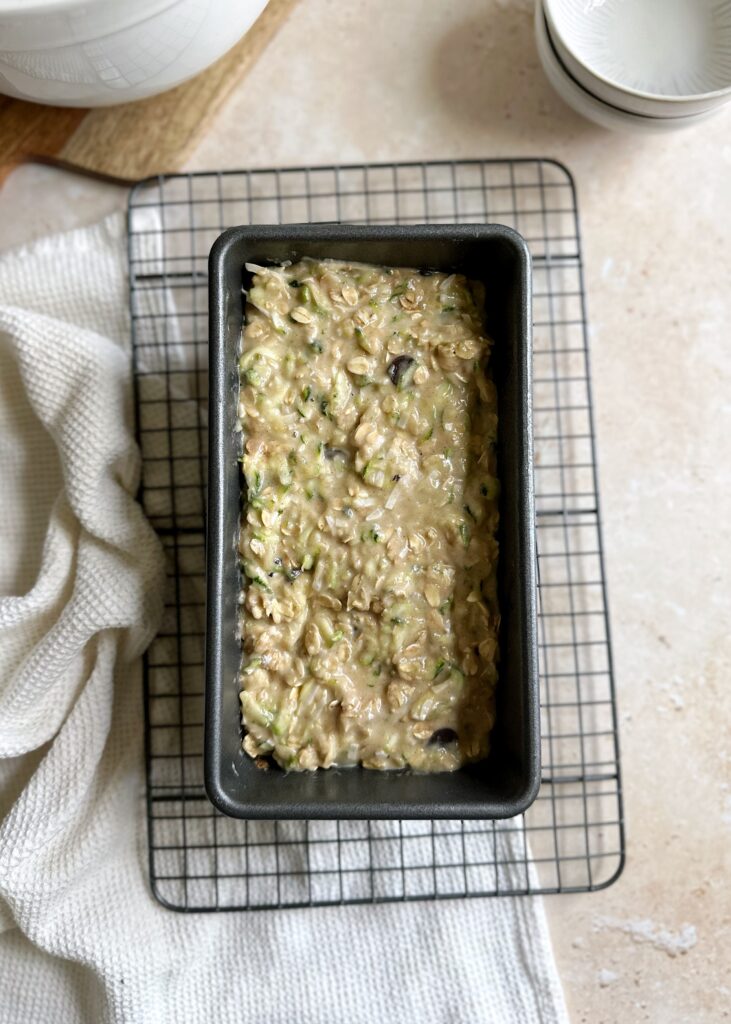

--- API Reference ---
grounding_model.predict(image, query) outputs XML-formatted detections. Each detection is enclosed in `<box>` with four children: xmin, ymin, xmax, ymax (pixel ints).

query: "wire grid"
<box><xmin>128</xmin><ymin>158</ymin><xmax>624</xmax><ymax>911</ymax></box>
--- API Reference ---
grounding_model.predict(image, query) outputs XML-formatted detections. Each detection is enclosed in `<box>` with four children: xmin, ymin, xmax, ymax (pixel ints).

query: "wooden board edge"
<box><xmin>57</xmin><ymin>0</ymin><xmax>297</xmax><ymax>182</ymax></box>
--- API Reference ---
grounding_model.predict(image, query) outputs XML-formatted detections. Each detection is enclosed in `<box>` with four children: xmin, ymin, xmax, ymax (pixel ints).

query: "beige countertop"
<box><xmin>1</xmin><ymin>1</ymin><xmax>729</xmax><ymax>1020</ymax></box>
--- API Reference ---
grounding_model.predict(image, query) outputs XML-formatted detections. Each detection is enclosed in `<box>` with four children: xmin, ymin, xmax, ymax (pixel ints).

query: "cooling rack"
<box><xmin>128</xmin><ymin>157</ymin><xmax>624</xmax><ymax>911</ymax></box>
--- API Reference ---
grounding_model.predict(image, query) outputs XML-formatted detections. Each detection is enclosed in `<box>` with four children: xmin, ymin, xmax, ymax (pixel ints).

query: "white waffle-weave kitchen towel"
<box><xmin>0</xmin><ymin>213</ymin><xmax>569</xmax><ymax>1024</ymax></box>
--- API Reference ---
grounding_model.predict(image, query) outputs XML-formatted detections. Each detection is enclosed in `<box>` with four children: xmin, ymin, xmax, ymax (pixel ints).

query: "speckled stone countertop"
<box><xmin>1</xmin><ymin>2</ymin><xmax>729</xmax><ymax>1020</ymax></box>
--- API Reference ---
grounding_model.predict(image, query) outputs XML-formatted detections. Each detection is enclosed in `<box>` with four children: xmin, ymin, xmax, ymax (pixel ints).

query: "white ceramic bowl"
<box><xmin>0</xmin><ymin>0</ymin><xmax>268</xmax><ymax>107</ymax></box>
<box><xmin>535</xmin><ymin>3</ymin><xmax>718</xmax><ymax>133</ymax></box>
<box><xmin>544</xmin><ymin>0</ymin><xmax>731</xmax><ymax>118</ymax></box>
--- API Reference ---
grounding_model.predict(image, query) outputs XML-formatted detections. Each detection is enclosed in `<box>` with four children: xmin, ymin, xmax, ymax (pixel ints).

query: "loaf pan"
<box><xmin>206</xmin><ymin>223</ymin><xmax>538</xmax><ymax>819</ymax></box>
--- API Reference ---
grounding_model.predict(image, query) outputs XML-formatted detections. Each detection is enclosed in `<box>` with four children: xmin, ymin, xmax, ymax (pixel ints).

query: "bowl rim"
<box><xmin>543</xmin><ymin>0</ymin><xmax>731</xmax><ymax>105</ymax></box>
<box><xmin>0</xmin><ymin>0</ymin><xmax>172</xmax><ymax>15</ymax></box>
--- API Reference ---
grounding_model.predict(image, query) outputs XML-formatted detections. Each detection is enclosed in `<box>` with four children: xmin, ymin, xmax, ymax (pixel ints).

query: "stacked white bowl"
<box><xmin>535</xmin><ymin>0</ymin><xmax>731</xmax><ymax>132</ymax></box>
<box><xmin>0</xmin><ymin>0</ymin><xmax>268</xmax><ymax>107</ymax></box>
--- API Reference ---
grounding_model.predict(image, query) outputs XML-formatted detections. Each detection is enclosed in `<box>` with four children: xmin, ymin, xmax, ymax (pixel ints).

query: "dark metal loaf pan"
<box><xmin>206</xmin><ymin>223</ymin><xmax>538</xmax><ymax>819</ymax></box>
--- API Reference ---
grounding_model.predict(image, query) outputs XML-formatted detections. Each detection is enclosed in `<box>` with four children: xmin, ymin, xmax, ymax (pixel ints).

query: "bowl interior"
<box><xmin>545</xmin><ymin>0</ymin><xmax>731</xmax><ymax>101</ymax></box>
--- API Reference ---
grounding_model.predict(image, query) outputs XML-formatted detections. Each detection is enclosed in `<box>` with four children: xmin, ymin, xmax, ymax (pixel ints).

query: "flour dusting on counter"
<box><xmin>593</xmin><ymin>917</ymin><xmax>698</xmax><ymax>958</ymax></box>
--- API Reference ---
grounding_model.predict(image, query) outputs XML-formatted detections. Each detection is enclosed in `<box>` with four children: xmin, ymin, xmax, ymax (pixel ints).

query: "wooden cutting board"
<box><xmin>0</xmin><ymin>0</ymin><xmax>296</xmax><ymax>185</ymax></box>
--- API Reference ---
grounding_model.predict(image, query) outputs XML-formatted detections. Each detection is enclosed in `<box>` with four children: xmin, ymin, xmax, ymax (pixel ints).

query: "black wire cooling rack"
<box><xmin>128</xmin><ymin>158</ymin><xmax>624</xmax><ymax>911</ymax></box>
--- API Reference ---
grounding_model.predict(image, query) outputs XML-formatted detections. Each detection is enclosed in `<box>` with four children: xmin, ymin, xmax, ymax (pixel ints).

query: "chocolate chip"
<box><xmin>324</xmin><ymin>446</ymin><xmax>349</xmax><ymax>461</ymax></box>
<box><xmin>387</xmin><ymin>355</ymin><xmax>416</xmax><ymax>387</ymax></box>
<box><xmin>429</xmin><ymin>728</ymin><xmax>458</xmax><ymax>746</ymax></box>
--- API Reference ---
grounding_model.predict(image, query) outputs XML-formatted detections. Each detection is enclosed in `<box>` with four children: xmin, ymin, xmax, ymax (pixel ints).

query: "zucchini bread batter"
<box><xmin>238</xmin><ymin>258</ymin><xmax>500</xmax><ymax>771</ymax></box>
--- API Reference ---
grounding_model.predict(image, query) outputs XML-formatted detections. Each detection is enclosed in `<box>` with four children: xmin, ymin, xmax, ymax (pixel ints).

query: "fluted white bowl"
<box><xmin>535</xmin><ymin>3</ymin><xmax>719</xmax><ymax>132</ymax></box>
<box><xmin>544</xmin><ymin>0</ymin><xmax>731</xmax><ymax>118</ymax></box>
<box><xmin>0</xmin><ymin>0</ymin><xmax>268</xmax><ymax>107</ymax></box>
